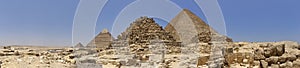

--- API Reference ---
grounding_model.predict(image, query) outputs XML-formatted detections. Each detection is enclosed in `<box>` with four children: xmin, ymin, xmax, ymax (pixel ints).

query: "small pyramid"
<box><xmin>74</xmin><ymin>42</ymin><xmax>84</xmax><ymax>48</ymax></box>
<box><xmin>165</xmin><ymin>9</ymin><xmax>232</xmax><ymax>44</ymax></box>
<box><xmin>117</xmin><ymin>16</ymin><xmax>177</xmax><ymax>45</ymax></box>
<box><xmin>87</xmin><ymin>29</ymin><xmax>114</xmax><ymax>49</ymax></box>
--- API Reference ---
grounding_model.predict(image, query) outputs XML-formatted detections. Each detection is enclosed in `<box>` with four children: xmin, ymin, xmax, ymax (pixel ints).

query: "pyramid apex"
<box><xmin>101</xmin><ymin>28</ymin><xmax>109</xmax><ymax>33</ymax></box>
<box><xmin>180</xmin><ymin>9</ymin><xmax>197</xmax><ymax>17</ymax></box>
<box><xmin>182</xmin><ymin>9</ymin><xmax>191</xmax><ymax>12</ymax></box>
<box><xmin>74</xmin><ymin>42</ymin><xmax>84</xmax><ymax>47</ymax></box>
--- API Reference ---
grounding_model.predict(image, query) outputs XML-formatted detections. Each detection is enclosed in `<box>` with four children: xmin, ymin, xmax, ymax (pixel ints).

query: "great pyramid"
<box><xmin>165</xmin><ymin>9</ymin><xmax>232</xmax><ymax>44</ymax></box>
<box><xmin>87</xmin><ymin>29</ymin><xmax>114</xmax><ymax>49</ymax></box>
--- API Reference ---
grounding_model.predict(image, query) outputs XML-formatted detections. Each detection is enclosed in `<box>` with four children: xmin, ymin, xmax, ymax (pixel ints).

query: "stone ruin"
<box><xmin>222</xmin><ymin>41</ymin><xmax>300</xmax><ymax>68</ymax></box>
<box><xmin>115</xmin><ymin>16</ymin><xmax>181</xmax><ymax>54</ymax></box>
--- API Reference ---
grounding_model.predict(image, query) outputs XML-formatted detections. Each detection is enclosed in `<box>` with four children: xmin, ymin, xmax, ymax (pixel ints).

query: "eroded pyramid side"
<box><xmin>115</xmin><ymin>16</ymin><xmax>181</xmax><ymax>54</ymax></box>
<box><xmin>117</xmin><ymin>16</ymin><xmax>178</xmax><ymax>45</ymax></box>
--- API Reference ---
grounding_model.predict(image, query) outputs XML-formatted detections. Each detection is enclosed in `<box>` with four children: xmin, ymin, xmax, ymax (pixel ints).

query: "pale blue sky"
<box><xmin>0</xmin><ymin>0</ymin><xmax>299</xmax><ymax>46</ymax></box>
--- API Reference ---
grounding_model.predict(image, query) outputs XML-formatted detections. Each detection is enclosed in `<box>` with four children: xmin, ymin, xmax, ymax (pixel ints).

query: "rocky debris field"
<box><xmin>0</xmin><ymin>41</ymin><xmax>299</xmax><ymax>68</ymax></box>
<box><xmin>0</xmin><ymin>46</ymin><xmax>78</xmax><ymax>68</ymax></box>
<box><xmin>223</xmin><ymin>41</ymin><xmax>300</xmax><ymax>68</ymax></box>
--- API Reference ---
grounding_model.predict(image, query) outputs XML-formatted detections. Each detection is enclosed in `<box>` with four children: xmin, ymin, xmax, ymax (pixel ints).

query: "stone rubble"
<box><xmin>224</xmin><ymin>41</ymin><xmax>300</xmax><ymax>68</ymax></box>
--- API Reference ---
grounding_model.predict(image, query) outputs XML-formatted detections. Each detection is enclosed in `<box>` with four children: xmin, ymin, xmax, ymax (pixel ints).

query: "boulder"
<box><xmin>286</xmin><ymin>61</ymin><xmax>293</xmax><ymax>68</ymax></box>
<box><xmin>254</xmin><ymin>49</ymin><xmax>265</xmax><ymax>60</ymax></box>
<box><xmin>271</xmin><ymin>64</ymin><xmax>279</xmax><ymax>68</ymax></box>
<box><xmin>293</xmin><ymin>59</ymin><xmax>300</xmax><ymax>68</ymax></box>
<box><xmin>265</xmin><ymin>56</ymin><xmax>279</xmax><ymax>64</ymax></box>
<box><xmin>260</xmin><ymin>60</ymin><xmax>268</xmax><ymax>68</ymax></box>
<box><xmin>225</xmin><ymin>47</ymin><xmax>233</xmax><ymax>54</ymax></box>
<box><xmin>225</xmin><ymin>53</ymin><xmax>253</xmax><ymax>64</ymax></box>
<box><xmin>287</xmin><ymin>49</ymin><xmax>300</xmax><ymax>58</ymax></box>
<box><xmin>282</xmin><ymin>54</ymin><xmax>297</xmax><ymax>61</ymax></box>
<box><xmin>197</xmin><ymin>56</ymin><xmax>209</xmax><ymax>66</ymax></box>
<box><xmin>279</xmin><ymin>63</ymin><xmax>287</xmax><ymax>68</ymax></box>
<box><xmin>243</xmin><ymin>59</ymin><xmax>248</xmax><ymax>63</ymax></box>
<box><xmin>119</xmin><ymin>61</ymin><xmax>126</xmax><ymax>66</ymax></box>
<box><xmin>264</xmin><ymin>44</ymin><xmax>285</xmax><ymax>57</ymax></box>
<box><xmin>278</xmin><ymin>56</ymin><xmax>287</xmax><ymax>63</ymax></box>
<box><xmin>264</xmin><ymin>48</ymin><xmax>272</xmax><ymax>58</ymax></box>
<box><xmin>252</xmin><ymin>61</ymin><xmax>260</xmax><ymax>67</ymax></box>
<box><xmin>64</xmin><ymin>55</ymin><xmax>76</xmax><ymax>64</ymax></box>
<box><xmin>281</xmin><ymin>41</ymin><xmax>298</xmax><ymax>49</ymax></box>
<box><xmin>275</xmin><ymin>44</ymin><xmax>285</xmax><ymax>56</ymax></box>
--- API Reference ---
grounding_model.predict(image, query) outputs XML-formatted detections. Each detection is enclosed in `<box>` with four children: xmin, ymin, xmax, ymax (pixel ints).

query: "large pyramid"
<box><xmin>165</xmin><ymin>9</ymin><xmax>232</xmax><ymax>44</ymax></box>
<box><xmin>87</xmin><ymin>29</ymin><xmax>114</xmax><ymax>49</ymax></box>
<box><xmin>117</xmin><ymin>16</ymin><xmax>178</xmax><ymax>46</ymax></box>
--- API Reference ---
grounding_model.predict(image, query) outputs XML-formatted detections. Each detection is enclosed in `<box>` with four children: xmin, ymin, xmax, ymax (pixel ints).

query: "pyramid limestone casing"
<box><xmin>165</xmin><ymin>9</ymin><xmax>232</xmax><ymax>44</ymax></box>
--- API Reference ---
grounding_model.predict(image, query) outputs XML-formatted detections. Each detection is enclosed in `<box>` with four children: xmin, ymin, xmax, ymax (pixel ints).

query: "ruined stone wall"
<box><xmin>222</xmin><ymin>41</ymin><xmax>300</xmax><ymax>68</ymax></box>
